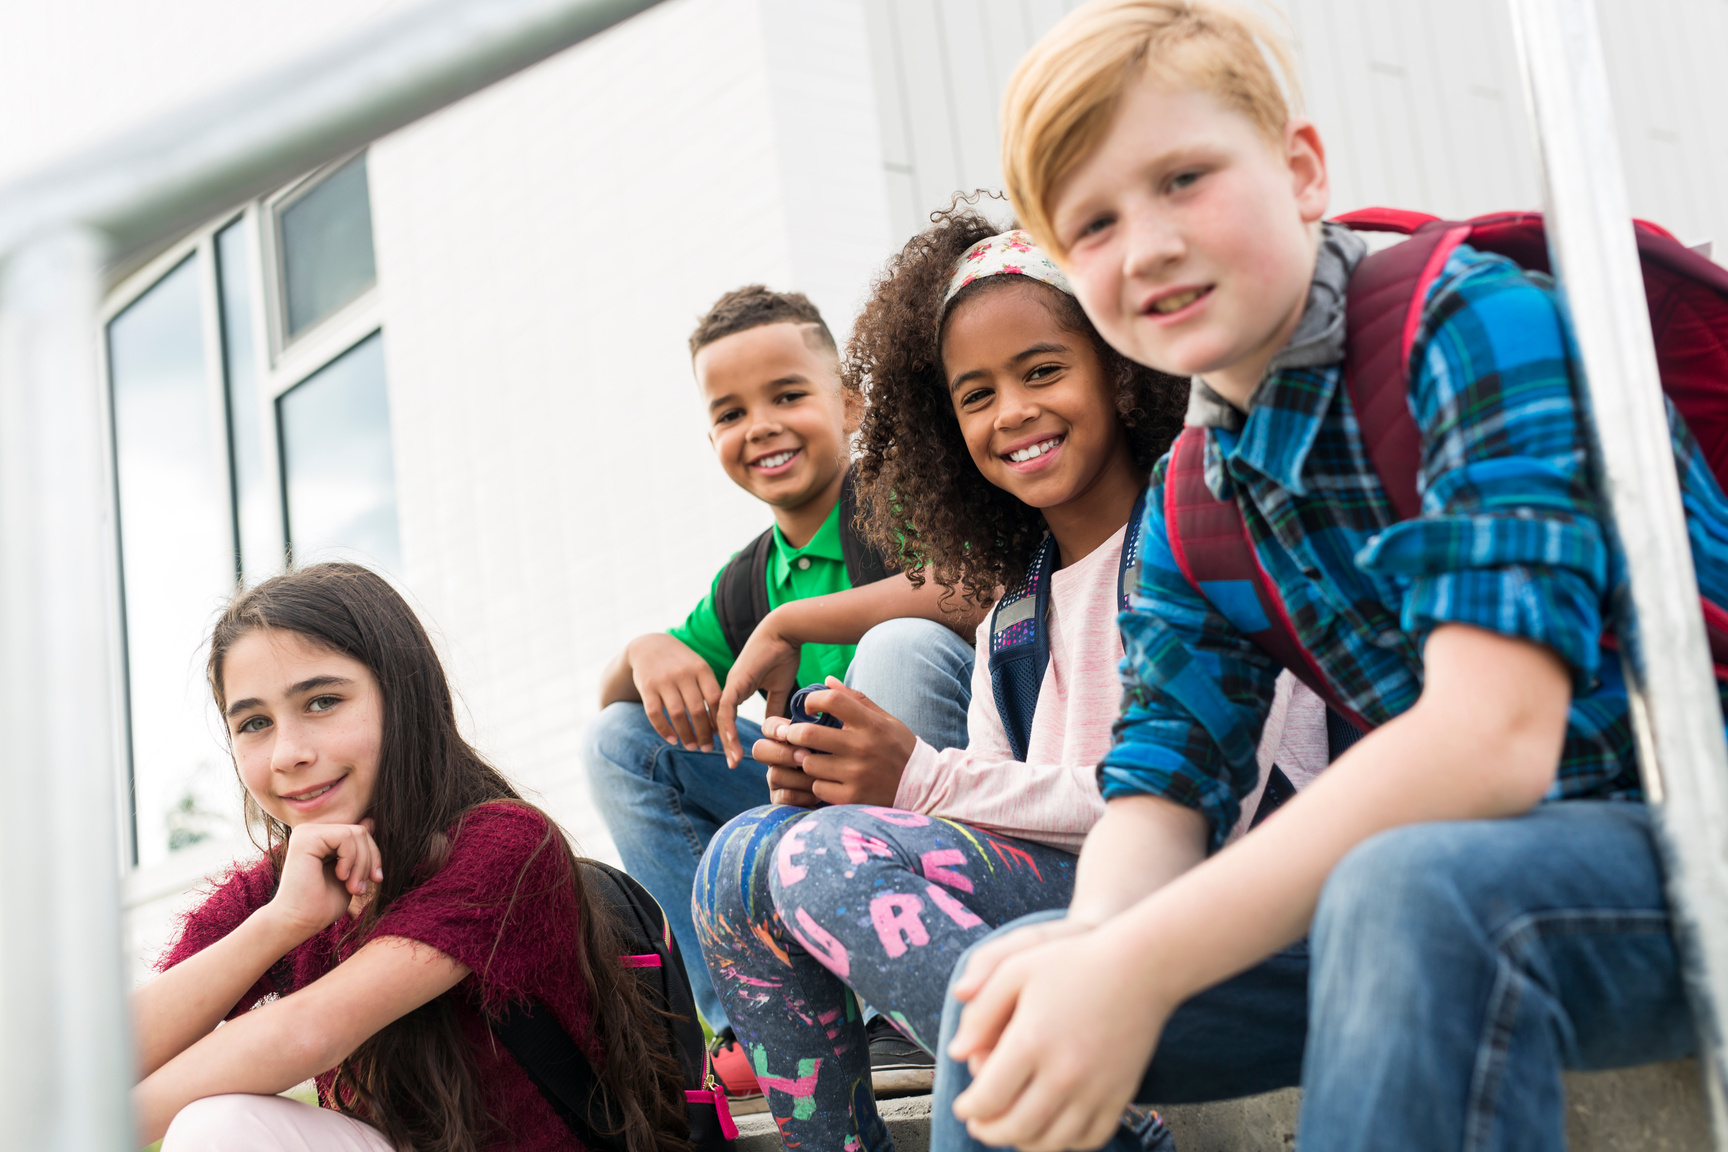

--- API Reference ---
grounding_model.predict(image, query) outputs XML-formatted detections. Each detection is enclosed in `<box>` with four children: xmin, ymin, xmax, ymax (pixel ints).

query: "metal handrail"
<box><xmin>0</xmin><ymin>0</ymin><xmax>661</xmax><ymax>1145</ymax></box>
<box><xmin>1509</xmin><ymin>0</ymin><xmax>1728</xmax><ymax>1144</ymax></box>
<box><xmin>0</xmin><ymin>0</ymin><xmax>666</xmax><ymax>265</ymax></box>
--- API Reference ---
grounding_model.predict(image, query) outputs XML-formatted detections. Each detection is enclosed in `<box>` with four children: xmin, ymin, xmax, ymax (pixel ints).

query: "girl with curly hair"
<box><xmin>692</xmin><ymin>204</ymin><xmax>1330</xmax><ymax>1151</ymax></box>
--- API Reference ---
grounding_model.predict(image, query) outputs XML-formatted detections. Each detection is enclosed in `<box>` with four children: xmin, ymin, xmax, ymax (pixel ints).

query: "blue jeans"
<box><xmin>587</xmin><ymin>617</ymin><xmax>974</xmax><ymax>1028</ymax></box>
<box><xmin>930</xmin><ymin>801</ymin><xmax>1694</xmax><ymax>1152</ymax></box>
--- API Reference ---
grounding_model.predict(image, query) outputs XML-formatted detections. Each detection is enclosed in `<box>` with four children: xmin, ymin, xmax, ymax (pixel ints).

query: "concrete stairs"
<box><xmin>733</xmin><ymin>1059</ymin><xmax>1709</xmax><ymax>1151</ymax></box>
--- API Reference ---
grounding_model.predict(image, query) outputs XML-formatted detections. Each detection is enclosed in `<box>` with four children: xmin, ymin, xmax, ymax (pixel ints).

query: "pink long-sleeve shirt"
<box><xmin>894</xmin><ymin>524</ymin><xmax>1329</xmax><ymax>851</ymax></box>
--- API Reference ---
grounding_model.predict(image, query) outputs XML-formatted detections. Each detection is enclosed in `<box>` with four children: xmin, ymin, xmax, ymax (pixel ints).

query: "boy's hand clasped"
<box><xmin>948</xmin><ymin>923</ymin><xmax>1169</xmax><ymax>1152</ymax></box>
<box><xmin>715</xmin><ymin>611</ymin><xmax>803</xmax><ymax>768</ymax></box>
<box><xmin>751</xmin><ymin>676</ymin><xmax>916</xmax><ymax>807</ymax></box>
<box><xmin>625</xmin><ymin>632</ymin><xmax>723</xmax><ymax>752</ymax></box>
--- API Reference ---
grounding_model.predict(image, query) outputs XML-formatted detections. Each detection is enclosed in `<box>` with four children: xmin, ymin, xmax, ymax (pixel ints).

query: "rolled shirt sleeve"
<box><xmin>1100</xmin><ymin>483</ymin><xmax>1281</xmax><ymax>849</ymax></box>
<box><xmin>1356</xmin><ymin>256</ymin><xmax>1609</xmax><ymax>689</ymax></box>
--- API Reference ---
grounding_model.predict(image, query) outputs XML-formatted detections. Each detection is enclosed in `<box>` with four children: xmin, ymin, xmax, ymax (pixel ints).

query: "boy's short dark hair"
<box><xmin>689</xmin><ymin>285</ymin><xmax>838</xmax><ymax>359</ymax></box>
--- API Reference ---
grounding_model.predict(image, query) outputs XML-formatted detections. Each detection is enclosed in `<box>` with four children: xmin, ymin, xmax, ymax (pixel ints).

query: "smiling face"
<box><xmin>942</xmin><ymin>278</ymin><xmax>1131</xmax><ymax>513</ymax></box>
<box><xmin>1049</xmin><ymin>79</ymin><xmax>1329</xmax><ymax>407</ymax></box>
<box><xmin>697</xmin><ymin>322</ymin><xmax>853</xmax><ymax>512</ymax></box>
<box><xmin>221</xmin><ymin>627</ymin><xmax>383</xmax><ymax>829</ymax></box>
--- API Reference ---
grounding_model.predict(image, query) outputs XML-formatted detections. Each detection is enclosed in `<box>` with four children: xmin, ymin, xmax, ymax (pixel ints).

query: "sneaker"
<box><xmin>866</xmin><ymin>1015</ymin><xmax>935</xmax><ymax>1097</ymax></box>
<box><xmin>707</xmin><ymin>1027</ymin><xmax>766</xmax><ymax>1112</ymax></box>
<box><xmin>1123</xmin><ymin>1105</ymin><xmax>1176</xmax><ymax>1151</ymax></box>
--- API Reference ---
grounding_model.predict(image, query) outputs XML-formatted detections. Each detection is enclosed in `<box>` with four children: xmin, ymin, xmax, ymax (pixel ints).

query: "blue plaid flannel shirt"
<box><xmin>1103</xmin><ymin>237</ymin><xmax>1728</xmax><ymax>848</ymax></box>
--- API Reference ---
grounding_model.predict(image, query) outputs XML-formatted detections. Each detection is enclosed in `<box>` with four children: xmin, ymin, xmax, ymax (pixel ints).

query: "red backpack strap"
<box><xmin>1165</xmin><ymin>428</ymin><xmax>1373</xmax><ymax>730</ymax></box>
<box><xmin>1340</xmin><ymin>217</ymin><xmax>1476</xmax><ymax>521</ymax></box>
<box><xmin>1331</xmin><ymin>207</ymin><xmax>1440</xmax><ymax>235</ymax></box>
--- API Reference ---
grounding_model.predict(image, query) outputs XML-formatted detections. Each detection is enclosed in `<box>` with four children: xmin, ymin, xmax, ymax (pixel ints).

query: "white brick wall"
<box><xmin>863</xmin><ymin>0</ymin><xmax>1728</xmax><ymax>253</ymax></box>
<box><xmin>368</xmin><ymin>0</ymin><xmax>896</xmax><ymax>861</ymax></box>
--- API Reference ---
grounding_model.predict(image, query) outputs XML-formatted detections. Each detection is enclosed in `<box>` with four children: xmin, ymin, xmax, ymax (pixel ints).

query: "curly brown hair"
<box><xmin>846</xmin><ymin>197</ymin><xmax>1187</xmax><ymax>606</ymax></box>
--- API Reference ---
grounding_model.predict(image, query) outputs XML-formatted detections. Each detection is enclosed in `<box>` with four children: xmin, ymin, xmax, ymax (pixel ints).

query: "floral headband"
<box><xmin>943</xmin><ymin>229</ymin><xmax>1075</xmax><ymax>304</ymax></box>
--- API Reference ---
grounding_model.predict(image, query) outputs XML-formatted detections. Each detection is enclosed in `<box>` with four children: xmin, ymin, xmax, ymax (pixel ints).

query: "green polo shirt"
<box><xmin>668</xmin><ymin>500</ymin><xmax>857</xmax><ymax>688</ymax></box>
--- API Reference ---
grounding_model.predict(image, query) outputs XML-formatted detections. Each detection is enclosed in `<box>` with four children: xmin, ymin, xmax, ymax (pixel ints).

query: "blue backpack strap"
<box><xmin>988</xmin><ymin>535</ymin><xmax>1057</xmax><ymax>762</ymax></box>
<box><xmin>988</xmin><ymin>489</ymin><xmax>1150</xmax><ymax>763</ymax></box>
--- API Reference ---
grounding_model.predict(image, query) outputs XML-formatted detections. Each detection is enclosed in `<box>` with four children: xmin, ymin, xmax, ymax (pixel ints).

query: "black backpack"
<box><xmin>490</xmin><ymin>861</ymin><xmax>736</xmax><ymax>1151</ymax></box>
<box><xmin>714</xmin><ymin>466</ymin><xmax>894</xmax><ymax>658</ymax></box>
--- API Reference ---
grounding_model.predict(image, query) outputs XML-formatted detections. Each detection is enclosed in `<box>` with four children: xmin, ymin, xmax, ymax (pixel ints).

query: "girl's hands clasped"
<box><xmin>751</xmin><ymin>677</ymin><xmax>917</xmax><ymax>807</ymax></box>
<box><xmin>267</xmin><ymin>819</ymin><xmax>385</xmax><ymax>941</ymax></box>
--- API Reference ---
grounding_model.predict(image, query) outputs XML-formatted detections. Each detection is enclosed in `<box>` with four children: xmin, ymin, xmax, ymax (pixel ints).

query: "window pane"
<box><xmin>108</xmin><ymin>255</ymin><xmax>239</xmax><ymax>868</ymax></box>
<box><xmin>216</xmin><ymin>220</ymin><xmax>283</xmax><ymax>585</ymax></box>
<box><xmin>278</xmin><ymin>331</ymin><xmax>401</xmax><ymax>570</ymax></box>
<box><xmin>278</xmin><ymin>154</ymin><xmax>376</xmax><ymax>338</ymax></box>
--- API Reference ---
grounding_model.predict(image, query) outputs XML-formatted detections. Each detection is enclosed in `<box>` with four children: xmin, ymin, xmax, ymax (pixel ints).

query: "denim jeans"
<box><xmin>930</xmin><ymin>801</ymin><xmax>1694</xmax><ymax>1152</ymax></box>
<box><xmin>586</xmin><ymin>617</ymin><xmax>974</xmax><ymax>1028</ymax></box>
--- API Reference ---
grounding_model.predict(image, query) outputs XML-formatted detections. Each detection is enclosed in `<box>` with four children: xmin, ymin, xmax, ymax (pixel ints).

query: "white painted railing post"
<box><xmin>1509</xmin><ymin>0</ymin><xmax>1728</xmax><ymax>1143</ymax></box>
<box><xmin>0</xmin><ymin>229</ymin><xmax>133</xmax><ymax>1150</ymax></box>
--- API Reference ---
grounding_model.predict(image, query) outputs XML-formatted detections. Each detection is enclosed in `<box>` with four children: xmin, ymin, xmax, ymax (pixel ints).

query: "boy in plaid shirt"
<box><xmin>930</xmin><ymin>3</ymin><xmax>1728</xmax><ymax>1150</ymax></box>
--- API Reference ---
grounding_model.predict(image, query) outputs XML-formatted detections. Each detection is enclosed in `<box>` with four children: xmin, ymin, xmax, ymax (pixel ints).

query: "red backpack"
<box><xmin>1165</xmin><ymin>208</ymin><xmax>1728</xmax><ymax>731</ymax></box>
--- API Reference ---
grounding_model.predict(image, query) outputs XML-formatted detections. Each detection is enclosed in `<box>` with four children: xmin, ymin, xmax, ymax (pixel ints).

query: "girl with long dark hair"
<box><xmin>134</xmin><ymin>563</ymin><xmax>689</xmax><ymax>1152</ymax></box>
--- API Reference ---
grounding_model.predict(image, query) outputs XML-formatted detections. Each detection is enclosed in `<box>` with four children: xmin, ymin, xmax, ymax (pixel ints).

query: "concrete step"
<box><xmin>732</xmin><ymin>1059</ymin><xmax>1707</xmax><ymax>1151</ymax></box>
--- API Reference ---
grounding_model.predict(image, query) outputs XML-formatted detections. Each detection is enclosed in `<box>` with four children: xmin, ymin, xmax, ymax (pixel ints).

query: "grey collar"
<box><xmin>1185</xmin><ymin>221</ymin><xmax>1368</xmax><ymax>431</ymax></box>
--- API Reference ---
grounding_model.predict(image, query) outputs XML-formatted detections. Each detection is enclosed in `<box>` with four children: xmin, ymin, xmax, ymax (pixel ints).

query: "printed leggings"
<box><xmin>693</xmin><ymin>803</ymin><xmax>1078</xmax><ymax>1151</ymax></box>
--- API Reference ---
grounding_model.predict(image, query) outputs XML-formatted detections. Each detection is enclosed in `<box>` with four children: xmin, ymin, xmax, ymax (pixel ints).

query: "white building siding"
<box><xmin>863</xmin><ymin>0</ymin><xmax>1728</xmax><ymax>253</ymax></box>
<box><xmin>370</xmin><ymin>0</ymin><xmax>893</xmax><ymax>860</ymax></box>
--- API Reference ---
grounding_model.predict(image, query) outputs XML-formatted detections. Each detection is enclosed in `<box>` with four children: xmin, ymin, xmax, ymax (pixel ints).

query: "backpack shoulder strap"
<box><xmin>988</xmin><ymin>535</ymin><xmax>1057</xmax><ymax>762</ymax></box>
<box><xmin>1340</xmin><ymin>216</ymin><xmax>1473</xmax><ymax>522</ymax></box>
<box><xmin>1118</xmin><ymin>488</ymin><xmax>1149</xmax><ymax>612</ymax></box>
<box><xmin>491</xmin><ymin>996</ymin><xmax>626</xmax><ymax>1152</ymax></box>
<box><xmin>714</xmin><ymin>529</ymin><xmax>776</xmax><ymax>659</ymax></box>
<box><xmin>838</xmin><ymin>466</ymin><xmax>894</xmax><ymax>588</ymax></box>
<box><xmin>1164</xmin><ymin>427</ymin><xmax>1373</xmax><ymax>731</ymax></box>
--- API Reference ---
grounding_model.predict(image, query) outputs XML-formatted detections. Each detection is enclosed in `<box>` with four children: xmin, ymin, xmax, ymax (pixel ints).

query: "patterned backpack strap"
<box><xmin>988</xmin><ymin>534</ymin><xmax>1058</xmax><ymax>762</ymax></box>
<box><xmin>1164</xmin><ymin>427</ymin><xmax>1373</xmax><ymax>732</ymax></box>
<box><xmin>1118</xmin><ymin>487</ymin><xmax>1149</xmax><ymax>611</ymax></box>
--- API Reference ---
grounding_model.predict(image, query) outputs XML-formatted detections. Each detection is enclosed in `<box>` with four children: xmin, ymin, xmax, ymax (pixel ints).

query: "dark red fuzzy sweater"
<box><xmin>160</xmin><ymin>802</ymin><xmax>593</xmax><ymax>1151</ymax></box>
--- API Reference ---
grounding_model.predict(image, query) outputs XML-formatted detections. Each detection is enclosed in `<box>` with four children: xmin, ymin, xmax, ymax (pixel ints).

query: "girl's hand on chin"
<box><xmin>267</xmin><ymin>818</ymin><xmax>385</xmax><ymax>941</ymax></box>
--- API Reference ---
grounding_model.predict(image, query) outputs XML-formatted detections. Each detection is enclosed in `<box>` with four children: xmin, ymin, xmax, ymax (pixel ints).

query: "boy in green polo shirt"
<box><xmin>586</xmin><ymin>286</ymin><xmax>976</xmax><ymax>1093</ymax></box>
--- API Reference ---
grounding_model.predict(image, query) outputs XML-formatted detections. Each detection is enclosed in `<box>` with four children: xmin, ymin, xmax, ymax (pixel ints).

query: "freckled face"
<box><xmin>941</xmin><ymin>279</ymin><xmax>1128</xmax><ymax>511</ymax></box>
<box><xmin>1049</xmin><ymin>79</ymin><xmax>1329</xmax><ymax>396</ymax></box>
<box><xmin>221</xmin><ymin>629</ymin><xmax>383</xmax><ymax>828</ymax></box>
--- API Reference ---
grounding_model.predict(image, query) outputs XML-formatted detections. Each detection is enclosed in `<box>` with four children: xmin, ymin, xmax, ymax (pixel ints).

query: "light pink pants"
<box><xmin>161</xmin><ymin>1094</ymin><xmax>393</xmax><ymax>1152</ymax></box>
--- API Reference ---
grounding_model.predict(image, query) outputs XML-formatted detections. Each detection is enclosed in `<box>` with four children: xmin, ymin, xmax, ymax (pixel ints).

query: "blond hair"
<box><xmin>1002</xmin><ymin>0</ymin><xmax>1303</xmax><ymax>253</ymax></box>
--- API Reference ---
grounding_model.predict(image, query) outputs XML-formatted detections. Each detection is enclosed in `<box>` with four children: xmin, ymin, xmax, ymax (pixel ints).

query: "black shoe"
<box><xmin>866</xmin><ymin>1015</ymin><xmax>935</xmax><ymax>1098</ymax></box>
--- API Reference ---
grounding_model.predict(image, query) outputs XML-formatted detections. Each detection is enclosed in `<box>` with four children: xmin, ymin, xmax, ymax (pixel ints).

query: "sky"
<box><xmin>0</xmin><ymin>0</ymin><xmax>415</xmax><ymax>186</ymax></box>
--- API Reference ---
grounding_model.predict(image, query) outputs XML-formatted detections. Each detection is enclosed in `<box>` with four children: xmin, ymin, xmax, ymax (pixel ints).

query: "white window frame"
<box><xmin>99</xmin><ymin>157</ymin><xmax>385</xmax><ymax>895</ymax></box>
